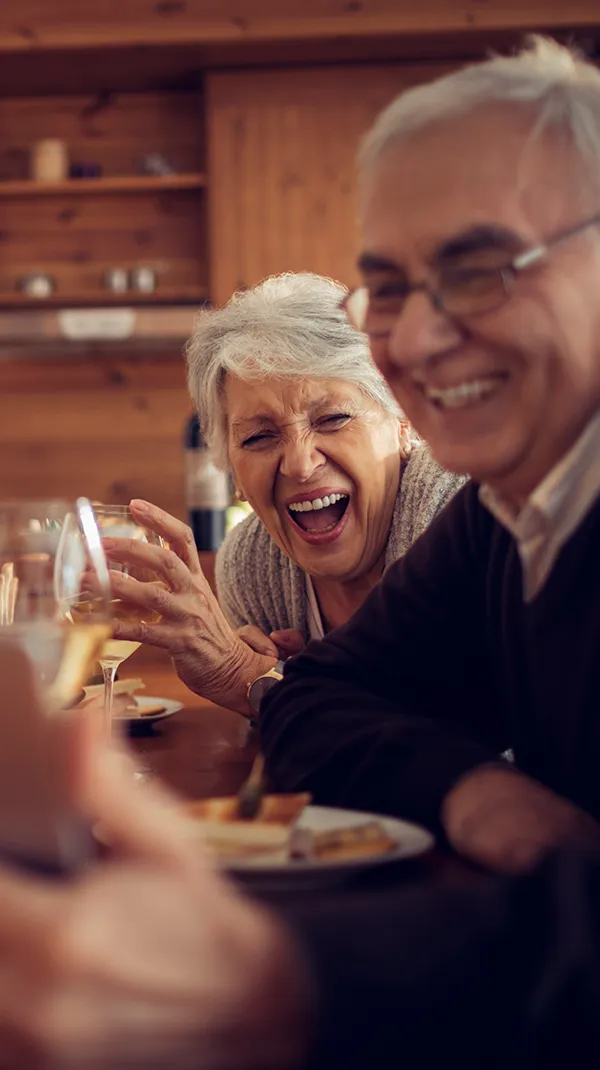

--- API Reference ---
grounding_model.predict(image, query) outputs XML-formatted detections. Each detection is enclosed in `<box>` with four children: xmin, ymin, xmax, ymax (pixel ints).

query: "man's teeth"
<box><xmin>425</xmin><ymin>378</ymin><xmax>501</xmax><ymax>409</ymax></box>
<box><xmin>288</xmin><ymin>492</ymin><xmax>348</xmax><ymax>513</ymax></box>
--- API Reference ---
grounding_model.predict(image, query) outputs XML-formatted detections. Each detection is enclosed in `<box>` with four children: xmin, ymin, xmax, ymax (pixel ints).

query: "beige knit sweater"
<box><xmin>216</xmin><ymin>445</ymin><xmax>467</xmax><ymax>639</ymax></box>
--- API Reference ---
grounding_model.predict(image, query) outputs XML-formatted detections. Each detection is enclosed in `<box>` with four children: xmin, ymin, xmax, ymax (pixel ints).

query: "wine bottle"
<box><xmin>183</xmin><ymin>414</ymin><xmax>230</xmax><ymax>551</ymax></box>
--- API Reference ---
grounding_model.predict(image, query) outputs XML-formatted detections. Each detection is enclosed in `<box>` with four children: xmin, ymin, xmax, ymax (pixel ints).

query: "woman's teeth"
<box><xmin>425</xmin><ymin>377</ymin><xmax>502</xmax><ymax>409</ymax></box>
<box><xmin>288</xmin><ymin>492</ymin><xmax>348</xmax><ymax>513</ymax></box>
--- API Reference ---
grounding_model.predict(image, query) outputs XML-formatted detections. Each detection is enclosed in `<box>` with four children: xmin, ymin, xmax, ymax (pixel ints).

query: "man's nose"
<box><xmin>387</xmin><ymin>289</ymin><xmax>463</xmax><ymax>369</ymax></box>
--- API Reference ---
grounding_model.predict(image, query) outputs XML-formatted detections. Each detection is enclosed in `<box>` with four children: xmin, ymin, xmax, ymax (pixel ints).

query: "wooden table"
<box><xmin>128</xmin><ymin>662</ymin><xmax>256</xmax><ymax>801</ymax></box>
<box><xmin>125</xmin><ymin>660</ymin><xmax>478</xmax><ymax>901</ymax></box>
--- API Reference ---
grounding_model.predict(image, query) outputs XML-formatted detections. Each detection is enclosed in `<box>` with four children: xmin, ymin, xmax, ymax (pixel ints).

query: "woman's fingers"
<box><xmin>103</xmin><ymin>538</ymin><xmax>197</xmax><ymax>596</ymax></box>
<box><xmin>270</xmin><ymin>629</ymin><xmax>305</xmax><ymax>656</ymax></box>
<box><xmin>236</xmin><ymin>626</ymin><xmax>279</xmax><ymax>657</ymax></box>
<box><xmin>112</xmin><ymin>617</ymin><xmax>193</xmax><ymax>651</ymax></box>
<box><xmin>129</xmin><ymin>499</ymin><xmax>201</xmax><ymax>574</ymax></box>
<box><xmin>109</xmin><ymin>571</ymin><xmax>190</xmax><ymax>623</ymax></box>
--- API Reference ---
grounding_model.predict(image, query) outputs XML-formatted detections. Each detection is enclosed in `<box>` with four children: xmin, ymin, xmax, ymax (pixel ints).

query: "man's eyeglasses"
<box><xmin>342</xmin><ymin>213</ymin><xmax>600</xmax><ymax>337</ymax></box>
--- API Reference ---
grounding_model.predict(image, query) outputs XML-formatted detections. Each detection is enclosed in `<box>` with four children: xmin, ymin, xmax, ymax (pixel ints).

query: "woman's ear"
<box><xmin>398</xmin><ymin>420</ymin><xmax>413</xmax><ymax>460</ymax></box>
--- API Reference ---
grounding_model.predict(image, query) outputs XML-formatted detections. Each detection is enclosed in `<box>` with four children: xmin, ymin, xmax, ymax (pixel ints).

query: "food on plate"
<box><xmin>304</xmin><ymin>820</ymin><xmax>397</xmax><ymax>861</ymax></box>
<box><xmin>185</xmin><ymin>819</ymin><xmax>292</xmax><ymax>863</ymax></box>
<box><xmin>126</xmin><ymin>700</ymin><xmax>167</xmax><ymax>717</ymax></box>
<box><xmin>180</xmin><ymin>793</ymin><xmax>310</xmax><ymax>865</ymax></box>
<box><xmin>181</xmin><ymin>792</ymin><xmax>311</xmax><ymax>825</ymax></box>
<box><xmin>74</xmin><ymin>678</ymin><xmax>167</xmax><ymax>718</ymax></box>
<box><xmin>180</xmin><ymin>795</ymin><xmax>398</xmax><ymax>866</ymax></box>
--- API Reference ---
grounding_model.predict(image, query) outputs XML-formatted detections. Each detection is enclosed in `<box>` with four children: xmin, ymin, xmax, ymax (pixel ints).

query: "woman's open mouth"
<box><xmin>286</xmin><ymin>491</ymin><xmax>350</xmax><ymax>544</ymax></box>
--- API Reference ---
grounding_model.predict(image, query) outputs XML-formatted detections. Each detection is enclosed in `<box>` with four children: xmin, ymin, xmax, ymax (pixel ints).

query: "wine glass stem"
<box><xmin>101</xmin><ymin>662</ymin><xmax>118</xmax><ymax>741</ymax></box>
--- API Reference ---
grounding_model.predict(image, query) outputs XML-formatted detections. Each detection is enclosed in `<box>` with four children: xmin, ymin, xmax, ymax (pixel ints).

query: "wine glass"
<box><xmin>91</xmin><ymin>505</ymin><xmax>165</xmax><ymax>738</ymax></box>
<box><xmin>0</xmin><ymin>499</ymin><xmax>111</xmax><ymax>714</ymax></box>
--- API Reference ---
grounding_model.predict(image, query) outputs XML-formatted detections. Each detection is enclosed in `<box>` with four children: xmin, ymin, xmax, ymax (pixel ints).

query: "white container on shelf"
<box><xmin>30</xmin><ymin>139</ymin><xmax>69</xmax><ymax>183</ymax></box>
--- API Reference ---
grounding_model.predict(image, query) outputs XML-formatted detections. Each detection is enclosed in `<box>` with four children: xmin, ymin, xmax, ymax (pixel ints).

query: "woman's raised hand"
<box><xmin>104</xmin><ymin>499</ymin><xmax>277</xmax><ymax>715</ymax></box>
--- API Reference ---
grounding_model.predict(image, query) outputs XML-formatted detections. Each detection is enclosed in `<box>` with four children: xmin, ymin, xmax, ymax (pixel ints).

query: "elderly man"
<box><xmin>0</xmin><ymin>35</ymin><xmax>599</xmax><ymax>1070</ymax></box>
<box><xmin>259</xmin><ymin>36</ymin><xmax>600</xmax><ymax>875</ymax></box>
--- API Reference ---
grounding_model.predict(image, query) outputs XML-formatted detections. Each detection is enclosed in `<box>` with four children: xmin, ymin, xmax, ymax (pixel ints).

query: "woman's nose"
<box><xmin>279</xmin><ymin>437</ymin><xmax>326</xmax><ymax>481</ymax></box>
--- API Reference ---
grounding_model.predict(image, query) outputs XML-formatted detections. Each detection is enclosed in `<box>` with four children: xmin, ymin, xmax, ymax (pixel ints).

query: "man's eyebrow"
<box><xmin>357</xmin><ymin>252</ymin><xmax>403</xmax><ymax>274</ymax></box>
<box><xmin>436</xmin><ymin>224</ymin><xmax>521</xmax><ymax>261</ymax></box>
<box><xmin>356</xmin><ymin>226</ymin><xmax>520</xmax><ymax>276</ymax></box>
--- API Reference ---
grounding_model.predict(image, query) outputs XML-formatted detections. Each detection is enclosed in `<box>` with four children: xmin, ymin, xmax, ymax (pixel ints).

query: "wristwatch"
<box><xmin>247</xmin><ymin>660</ymin><xmax>285</xmax><ymax>714</ymax></box>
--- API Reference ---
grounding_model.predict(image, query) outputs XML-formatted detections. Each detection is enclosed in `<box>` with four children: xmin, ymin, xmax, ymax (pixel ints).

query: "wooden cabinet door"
<box><xmin>206</xmin><ymin>62</ymin><xmax>451</xmax><ymax>305</ymax></box>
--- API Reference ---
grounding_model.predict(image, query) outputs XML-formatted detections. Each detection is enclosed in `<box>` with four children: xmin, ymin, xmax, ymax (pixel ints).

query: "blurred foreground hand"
<box><xmin>0</xmin><ymin>719</ymin><xmax>308</xmax><ymax>1070</ymax></box>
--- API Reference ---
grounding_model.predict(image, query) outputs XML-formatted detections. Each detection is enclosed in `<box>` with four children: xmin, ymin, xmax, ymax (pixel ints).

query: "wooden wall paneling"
<box><xmin>0</xmin><ymin>31</ymin><xmax>597</xmax><ymax>99</ymax></box>
<box><xmin>1</xmin><ymin>0</ymin><xmax>599</xmax><ymax>51</ymax></box>
<box><xmin>206</xmin><ymin>63</ymin><xmax>453</xmax><ymax>304</ymax></box>
<box><xmin>0</xmin><ymin>90</ymin><xmax>207</xmax><ymax>306</ymax></box>
<box><xmin>0</xmin><ymin>356</ymin><xmax>191</xmax><ymax>519</ymax></box>
<box><xmin>0</xmin><ymin>188</ymin><xmax>207</xmax><ymax>305</ymax></box>
<box><xmin>0</xmin><ymin>92</ymin><xmax>204</xmax><ymax>180</ymax></box>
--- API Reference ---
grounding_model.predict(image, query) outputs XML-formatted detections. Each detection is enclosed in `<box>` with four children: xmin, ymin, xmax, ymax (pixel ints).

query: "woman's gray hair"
<box><xmin>360</xmin><ymin>36</ymin><xmax>600</xmax><ymax>191</ymax></box>
<box><xmin>185</xmin><ymin>272</ymin><xmax>403</xmax><ymax>468</ymax></box>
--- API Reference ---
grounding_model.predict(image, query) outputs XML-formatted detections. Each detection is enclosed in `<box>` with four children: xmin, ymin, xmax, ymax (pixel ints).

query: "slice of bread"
<box><xmin>308</xmin><ymin>821</ymin><xmax>397</xmax><ymax>862</ymax></box>
<box><xmin>181</xmin><ymin>792</ymin><xmax>311</xmax><ymax>826</ymax></box>
<box><xmin>184</xmin><ymin>819</ymin><xmax>292</xmax><ymax>863</ymax></box>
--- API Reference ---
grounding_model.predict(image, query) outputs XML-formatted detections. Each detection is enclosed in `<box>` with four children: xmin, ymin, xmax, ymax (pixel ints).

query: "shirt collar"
<box><xmin>480</xmin><ymin>408</ymin><xmax>600</xmax><ymax>546</ymax></box>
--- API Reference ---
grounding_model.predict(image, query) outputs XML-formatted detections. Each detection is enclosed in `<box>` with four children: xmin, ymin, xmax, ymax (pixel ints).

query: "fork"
<box><xmin>236</xmin><ymin>753</ymin><xmax>266</xmax><ymax>820</ymax></box>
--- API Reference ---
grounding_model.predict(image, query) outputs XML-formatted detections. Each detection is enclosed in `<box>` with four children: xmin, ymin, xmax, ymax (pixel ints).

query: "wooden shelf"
<box><xmin>0</xmin><ymin>289</ymin><xmax>208</xmax><ymax>310</ymax></box>
<box><xmin>0</xmin><ymin>305</ymin><xmax>202</xmax><ymax>352</ymax></box>
<box><xmin>0</xmin><ymin>173</ymin><xmax>207</xmax><ymax>198</ymax></box>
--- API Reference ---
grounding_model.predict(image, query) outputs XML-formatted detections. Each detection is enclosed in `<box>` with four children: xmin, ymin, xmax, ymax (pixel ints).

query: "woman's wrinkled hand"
<box><xmin>237</xmin><ymin>626</ymin><xmax>305</xmax><ymax>660</ymax></box>
<box><xmin>103</xmin><ymin>499</ymin><xmax>277</xmax><ymax>715</ymax></box>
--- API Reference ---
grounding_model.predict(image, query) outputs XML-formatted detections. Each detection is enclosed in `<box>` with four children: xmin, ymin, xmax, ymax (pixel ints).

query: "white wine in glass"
<box><xmin>91</xmin><ymin>505</ymin><xmax>165</xmax><ymax>735</ymax></box>
<box><xmin>0</xmin><ymin>499</ymin><xmax>111</xmax><ymax>714</ymax></box>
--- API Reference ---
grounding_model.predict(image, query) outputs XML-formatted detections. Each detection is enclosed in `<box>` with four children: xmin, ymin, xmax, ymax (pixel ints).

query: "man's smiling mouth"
<box><xmin>422</xmin><ymin>373</ymin><xmax>508</xmax><ymax>410</ymax></box>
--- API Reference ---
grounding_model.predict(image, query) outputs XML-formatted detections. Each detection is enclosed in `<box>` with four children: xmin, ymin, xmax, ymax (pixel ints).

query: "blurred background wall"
<box><xmin>0</xmin><ymin>0</ymin><xmax>598</xmax><ymax>517</ymax></box>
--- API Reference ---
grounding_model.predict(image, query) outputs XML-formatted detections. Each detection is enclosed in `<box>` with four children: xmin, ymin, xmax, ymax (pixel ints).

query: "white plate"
<box><xmin>113</xmin><ymin>696</ymin><xmax>183</xmax><ymax>726</ymax></box>
<box><xmin>210</xmin><ymin>805</ymin><xmax>433</xmax><ymax>892</ymax></box>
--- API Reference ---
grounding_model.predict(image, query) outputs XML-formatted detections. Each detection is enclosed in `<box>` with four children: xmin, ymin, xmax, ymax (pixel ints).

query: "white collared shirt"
<box><xmin>479</xmin><ymin>409</ymin><xmax>600</xmax><ymax>601</ymax></box>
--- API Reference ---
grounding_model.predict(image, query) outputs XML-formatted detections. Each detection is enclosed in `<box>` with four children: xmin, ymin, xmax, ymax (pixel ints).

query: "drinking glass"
<box><xmin>0</xmin><ymin>499</ymin><xmax>111</xmax><ymax>713</ymax></box>
<box><xmin>92</xmin><ymin>505</ymin><xmax>165</xmax><ymax>738</ymax></box>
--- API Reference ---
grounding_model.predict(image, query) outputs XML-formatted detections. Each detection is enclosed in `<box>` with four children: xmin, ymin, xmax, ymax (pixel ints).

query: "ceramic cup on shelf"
<box><xmin>30</xmin><ymin>139</ymin><xmax>69</xmax><ymax>183</ymax></box>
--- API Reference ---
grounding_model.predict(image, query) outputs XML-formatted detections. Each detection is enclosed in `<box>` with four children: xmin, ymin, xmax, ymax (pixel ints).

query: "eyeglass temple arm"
<box><xmin>513</xmin><ymin>213</ymin><xmax>600</xmax><ymax>273</ymax></box>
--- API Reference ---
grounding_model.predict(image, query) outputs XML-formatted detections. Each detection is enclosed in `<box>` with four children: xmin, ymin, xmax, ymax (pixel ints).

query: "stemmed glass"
<box><xmin>91</xmin><ymin>505</ymin><xmax>165</xmax><ymax>739</ymax></box>
<box><xmin>0</xmin><ymin>499</ymin><xmax>111</xmax><ymax>714</ymax></box>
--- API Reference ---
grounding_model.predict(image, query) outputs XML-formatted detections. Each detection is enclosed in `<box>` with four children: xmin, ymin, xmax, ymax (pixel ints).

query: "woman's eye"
<box><xmin>241</xmin><ymin>432</ymin><xmax>273</xmax><ymax>448</ymax></box>
<box><xmin>317</xmin><ymin>414</ymin><xmax>351</xmax><ymax>430</ymax></box>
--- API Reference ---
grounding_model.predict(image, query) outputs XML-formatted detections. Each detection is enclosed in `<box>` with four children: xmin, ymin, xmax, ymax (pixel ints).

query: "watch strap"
<box><xmin>247</xmin><ymin>659</ymin><xmax>285</xmax><ymax>714</ymax></box>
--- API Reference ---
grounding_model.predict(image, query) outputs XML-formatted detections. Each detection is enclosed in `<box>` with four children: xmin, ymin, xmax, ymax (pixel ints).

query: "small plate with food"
<box><xmin>179</xmin><ymin>794</ymin><xmax>434</xmax><ymax>890</ymax></box>
<box><xmin>77</xmin><ymin>680</ymin><xmax>182</xmax><ymax>729</ymax></box>
<box><xmin>115</xmin><ymin>695</ymin><xmax>183</xmax><ymax>728</ymax></box>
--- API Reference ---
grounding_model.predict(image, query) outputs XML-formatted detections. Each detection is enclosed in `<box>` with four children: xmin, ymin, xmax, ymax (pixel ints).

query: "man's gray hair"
<box><xmin>360</xmin><ymin>36</ymin><xmax>600</xmax><ymax>189</ymax></box>
<box><xmin>185</xmin><ymin>272</ymin><xmax>402</xmax><ymax>469</ymax></box>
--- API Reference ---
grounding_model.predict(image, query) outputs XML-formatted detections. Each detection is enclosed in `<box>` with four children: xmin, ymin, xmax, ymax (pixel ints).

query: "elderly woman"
<box><xmin>111</xmin><ymin>273</ymin><xmax>465</xmax><ymax>714</ymax></box>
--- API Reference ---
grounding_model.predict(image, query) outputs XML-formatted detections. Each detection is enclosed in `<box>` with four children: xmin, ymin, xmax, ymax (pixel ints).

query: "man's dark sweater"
<box><xmin>261</xmin><ymin>481</ymin><xmax>600</xmax><ymax>833</ymax></box>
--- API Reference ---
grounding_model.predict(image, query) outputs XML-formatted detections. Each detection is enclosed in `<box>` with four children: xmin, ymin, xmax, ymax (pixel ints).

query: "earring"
<box><xmin>234</xmin><ymin>487</ymin><xmax>247</xmax><ymax>503</ymax></box>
